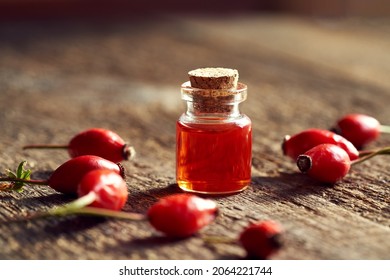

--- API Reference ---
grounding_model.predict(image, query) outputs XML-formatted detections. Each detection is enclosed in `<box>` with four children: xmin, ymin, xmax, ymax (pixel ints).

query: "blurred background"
<box><xmin>0</xmin><ymin>0</ymin><xmax>389</xmax><ymax>21</ymax></box>
<box><xmin>1</xmin><ymin>0</ymin><xmax>389</xmax><ymax>137</ymax></box>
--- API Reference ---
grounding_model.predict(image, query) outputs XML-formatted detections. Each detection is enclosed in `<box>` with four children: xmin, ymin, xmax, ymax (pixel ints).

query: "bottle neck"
<box><xmin>181</xmin><ymin>81</ymin><xmax>247</xmax><ymax>120</ymax></box>
<box><xmin>185</xmin><ymin>100</ymin><xmax>241</xmax><ymax>119</ymax></box>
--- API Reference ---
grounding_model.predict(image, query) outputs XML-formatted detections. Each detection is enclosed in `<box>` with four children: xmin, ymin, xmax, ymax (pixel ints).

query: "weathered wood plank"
<box><xmin>0</xmin><ymin>15</ymin><xmax>389</xmax><ymax>260</ymax></box>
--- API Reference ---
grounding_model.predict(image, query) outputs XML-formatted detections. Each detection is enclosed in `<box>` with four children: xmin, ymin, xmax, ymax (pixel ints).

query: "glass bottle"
<box><xmin>176</xmin><ymin>78</ymin><xmax>252</xmax><ymax>195</ymax></box>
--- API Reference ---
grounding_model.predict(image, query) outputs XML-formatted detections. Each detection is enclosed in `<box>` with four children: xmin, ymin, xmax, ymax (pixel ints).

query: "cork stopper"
<box><xmin>182</xmin><ymin>67</ymin><xmax>246</xmax><ymax>114</ymax></box>
<box><xmin>188</xmin><ymin>67</ymin><xmax>239</xmax><ymax>90</ymax></box>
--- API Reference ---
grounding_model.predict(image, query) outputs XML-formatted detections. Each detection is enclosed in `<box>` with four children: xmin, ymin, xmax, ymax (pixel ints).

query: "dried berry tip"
<box><xmin>269</xmin><ymin>233</ymin><xmax>283</xmax><ymax>250</ymax></box>
<box><xmin>116</xmin><ymin>163</ymin><xmax>126</xmax><ymax>179</ymax></box>
<box><xmin>122</xmin><ymin>144</ymin><xmax>136</xmax><ymax>161</ymax></box>
<box><xmin>296</xmin><ymin>155</ymin><xmax>312</xmax><ymax>173</ymax></box>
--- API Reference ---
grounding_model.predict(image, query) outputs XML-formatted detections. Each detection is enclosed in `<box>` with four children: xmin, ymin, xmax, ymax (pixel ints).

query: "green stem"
<box><xmin>65</xmin><ymin>207</ymin><xmax>146</xmax><ymax>220</ymax></box>
<box><xmin>379</xmin><ymin>125</ymin><xmax>390</xmax><ymax>134</ymax></box>
<box><xmin>0</xmin><ymin>177</ymin><xmax>47</xmax><ymax>185</ymax></box>
<box><xmin>358</xmin><ymin>149</ymin><xmax>375</xmax><ymax>157</ymax></box>
<box><xmin>29</xmin><ymin>206</ymin><xmax>146</xmax><ymax>221</ymax></box>
<box><xmin>352</xmin><ymin>146</ymin><xmax>390</xmax><ymax>166</ymax></box>
<box><xmin>11</xmin><ymin>191</ymin><xmax>146</xmax><ymax>222</ymax></box>
<box><xmin>48</xmin><ymin>192</ymin><xmax>97</xmax><ymax>216</ymax></box>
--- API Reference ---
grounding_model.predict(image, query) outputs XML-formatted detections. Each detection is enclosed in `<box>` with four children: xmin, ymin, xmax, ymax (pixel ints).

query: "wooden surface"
<box><xmin>0</xmin><ymin>15</ymin><xmax>389</xmax><ymax>260</ymax></box>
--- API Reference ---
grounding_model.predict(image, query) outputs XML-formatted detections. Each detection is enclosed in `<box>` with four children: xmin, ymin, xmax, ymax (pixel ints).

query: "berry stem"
<box><xmin>379</xmin><ymin>125</ymin><xmax>390</xmax><ymax>134</ymax></box>
<box><xmin>66</xmin><ymin>207</ymin><xmax>146</xmax><ymax>220</ymax></box>
<box><xmin>10</xmin><ymin>207</ymin><xmax>147</xmax><ymax>223</ymax></box>
<box><xmin>47</xmin><ymin>191</ymin><xmax>98</xmax><ymax>216</ymax></box>
<box><xmin>352</xmin><ymin>146</ymin><xmax>390</xmax><ymax>166</ymax></box>
<box><xmin>8</xmin><ymin>194</ymin><xmax>147</xmax><ymax>222</ymax></box>
<box><xmin>23</xmin><ymin>144</ymin><xmax>69</xmax><ymax>150</ymax></box>
<box><xmin>0</xmin><ymin>177</ymin><xmax>47</xmax><ymax>185</ymax></box>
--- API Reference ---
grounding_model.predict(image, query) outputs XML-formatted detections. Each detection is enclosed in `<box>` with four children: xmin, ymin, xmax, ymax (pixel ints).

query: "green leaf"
<box><xmin>6</xmin><ymin>169</ymin><xmax>16</xmax><ymax>179</ymax></box>
<box><xmin>16</xmin><ymin>161</ymin><xmax>26</xmax><ymax>179</ymax></box>
<box><xmin>1</xmin><ymin>161</ymin><xmax>32</xmax><ymax>192</ymax></box>
<box><xmin>21</xmin><ymin>169</ymin><xmax>31</xmax><ymax>180</ymax></box>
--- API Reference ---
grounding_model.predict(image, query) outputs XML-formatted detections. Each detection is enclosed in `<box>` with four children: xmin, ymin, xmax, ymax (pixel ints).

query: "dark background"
<box><xmin>1</xmin><ymin>0</ymin><xmax>389</xmax><ymax>22</ymax></box>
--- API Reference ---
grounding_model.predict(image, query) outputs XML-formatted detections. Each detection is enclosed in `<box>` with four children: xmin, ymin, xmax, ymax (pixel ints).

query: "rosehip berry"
<box><xmin>297</xmin><ymin>143</ymin><xmax>351</xmax><ymax>184</ymax></box>
<box><xmin>332</xmin><ymin>113</ymin><xmax>382</xmax><ymax>149</ymax></box>
<box><xmin>147</xmin><ymin>193</ymin><xmax>218</xmax><ymax>238</ymax></box>
<box><xmin>77</xmin><ymin>169</ymin><xmax>128</xmax><ymax>210</ymax></box>
<box><xmin>0</xmin><ymin>155</ymin><xmax>125</xmax><ymax>194</ymax></box>
<box><xmin>23</xmin><ymin>128</ymin><xmax>136</xmax><ymax>163</ymax></box>
<box><xmin>47</xmin><ymin>155</ymin><xmax>125</xmax><ymax>194</ymax></box>
<box><xmin>23</xmin><ymin>169</ymin><xmax>130</xmax><ymax>219</ymax></box>
<box><xmin>282</xmin><ymin>128</ymin><xmax>359</xmax><ymax>161</ymax></box>
<box><xmin>239</xmin><ymin>220</ymin><xmax>283</xmax><ymax>259</ymax></box>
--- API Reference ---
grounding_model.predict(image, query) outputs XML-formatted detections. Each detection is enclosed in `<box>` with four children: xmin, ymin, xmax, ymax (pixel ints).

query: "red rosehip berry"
<box><xmin>239</xmin><ymin>220</ymin><xmax>283</xmax><ymax>259</ymax></box>
<box><xmin>296</xmin><ymin>144</ymin><xmax>351</xmax><ymax>184</ymax></box>
<box><xmin>282</xmin><ymin>128</ymin><xmax>359</xmax><ymax>161</ymax></box>
<box><xmin>47</xmin><ymin>155</ymin><xmax>125</xmax><ymax>195</ymax></box>
<box><xmin>22</xmin><ymin>169</ymin><xmax>130</xmax><ymax>219</ymax></box>
<box><xmin>0</xmin><ymin>155</ymin><xmax>125</xmax><ymax>194</ymax></box>
<box><xmin>23</xmin><ymin>128</ymin><xmax>136</xmax><ymax>163</ymax></box>
<box><xmin>77</xmin><ymin>169</ymin><xmax>128</xmax><ymax>211</ymax></box>
<box><xmin>147</xmin><ymin>193</ymin><xmax>218</xmax><ymax>238</ymax></box>
<box><xmin>332</xmin><ymin>114</ymin><xmax>382</xmax><ymax>149</ymax></box>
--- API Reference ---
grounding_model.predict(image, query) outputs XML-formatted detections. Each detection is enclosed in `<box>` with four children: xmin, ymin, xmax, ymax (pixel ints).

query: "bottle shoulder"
<box><xmin>178</xmin><ymin>113</ymin><xmax>251</xmax><ymax>126</ymax></box>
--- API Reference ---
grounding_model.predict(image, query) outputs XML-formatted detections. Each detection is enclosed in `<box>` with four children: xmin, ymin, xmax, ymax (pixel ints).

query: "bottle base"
<box><xmin>177</xmin><ymin>180</ymin><xmax>250</xmax><ymax>195</ymax></box>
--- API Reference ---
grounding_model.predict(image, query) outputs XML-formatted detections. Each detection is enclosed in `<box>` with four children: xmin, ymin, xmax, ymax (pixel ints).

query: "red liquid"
<box><xmin>176</xmin><ymin>116</ymin><xmax>252</xmax><ymax>194</ymax></box>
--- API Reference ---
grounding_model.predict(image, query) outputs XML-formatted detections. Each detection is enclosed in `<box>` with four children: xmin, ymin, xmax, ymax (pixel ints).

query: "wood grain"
<box><xmin>0</xmin><ymin>15</ymin><xmax>389</xmax><ymax>260</ymax></box>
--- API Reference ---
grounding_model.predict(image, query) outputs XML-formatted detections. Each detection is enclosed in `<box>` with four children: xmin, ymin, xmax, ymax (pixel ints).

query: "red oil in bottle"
<box><xmin>176</xmin><ymin>116</ymin><xmax>252</xmax><ymax>194</ymax></box>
